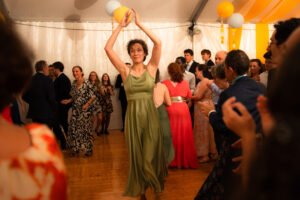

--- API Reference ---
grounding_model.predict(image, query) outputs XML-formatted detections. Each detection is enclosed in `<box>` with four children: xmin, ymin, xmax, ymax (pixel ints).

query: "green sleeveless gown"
<box><xmin>123</xmin><ymin>71</ymin><xmax>166</xmax><ymax>196</ymax></box>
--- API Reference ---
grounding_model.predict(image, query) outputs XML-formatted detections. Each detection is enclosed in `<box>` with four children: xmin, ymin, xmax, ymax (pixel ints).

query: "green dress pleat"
<box><xmin>157</xmin><ymin>104</ymin><xmax>175</xmax><ymax>165</ymax></box>
<box><xmin>123</xmin><ymin>71</ymin><xmax>166</xmax><ymax>197</ymax></box>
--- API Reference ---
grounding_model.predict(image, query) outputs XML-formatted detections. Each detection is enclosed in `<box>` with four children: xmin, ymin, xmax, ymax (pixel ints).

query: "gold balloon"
<box><xmin>113</xmin><ymin>6</ymin><xmax>132</xmax><ymax>24</ymax></box>
<box><xmin>217</xmin><ymin>1</ymin><xmax>234</xmax><ymax>18</ymax></box>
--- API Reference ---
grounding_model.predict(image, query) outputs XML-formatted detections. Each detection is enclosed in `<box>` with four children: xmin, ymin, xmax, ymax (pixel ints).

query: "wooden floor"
<box><xmin>64</xmin><ymin>130</ymin><xmax>214</xmax><ymax>200</ymax></box>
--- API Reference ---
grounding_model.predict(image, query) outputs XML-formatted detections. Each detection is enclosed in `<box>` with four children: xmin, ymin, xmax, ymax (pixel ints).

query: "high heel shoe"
<box><xmin>199</xmin><ymin>156</ymin><xmax>210</xmax><ymax>163</ymax></box>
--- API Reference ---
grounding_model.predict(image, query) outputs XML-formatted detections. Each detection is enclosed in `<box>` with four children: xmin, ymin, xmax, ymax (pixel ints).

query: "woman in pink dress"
<box><xmin>191</xmin><ymin>64</ymin><xmax>217</xmax><ymax>163</ymax></box>
<box><xmin>163</xmin><ymin>62</ymin><xmax>198</xmax><ymax>169</ymax></box>
<box><xmin>0</xmin><ymin>21</ymin><xmax>67</xmax><ymax>200</ymax></box>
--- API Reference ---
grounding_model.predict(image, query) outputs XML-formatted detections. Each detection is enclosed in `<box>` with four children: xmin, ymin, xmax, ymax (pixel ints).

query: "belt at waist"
<box><xmin>171</xmin><ymin>96</ymin><xmax>187</xmax><ymax>102</ymax></box>
<box><xmin>127</xmin><ymin>93</ymin><xmax>152</xmax><ymax>101</ymax></box>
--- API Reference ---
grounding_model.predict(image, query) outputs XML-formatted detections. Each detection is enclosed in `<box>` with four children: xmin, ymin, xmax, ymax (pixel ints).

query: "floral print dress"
<box><xmin>0</xmin><ymin>124</ymin><xmax>67</xmax><ymax>200</ymax></box>
<box><xmin>67</xmin><ymin>80</ymin><xmax>95</xmax><ymax>155</ymax></box>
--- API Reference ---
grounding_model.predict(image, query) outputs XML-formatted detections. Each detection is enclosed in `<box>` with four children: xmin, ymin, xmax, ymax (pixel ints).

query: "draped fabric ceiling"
<box><xmin>230</xmin><ymin>0</ymin><xmax>300</xmax><ymax>60</ymax></box>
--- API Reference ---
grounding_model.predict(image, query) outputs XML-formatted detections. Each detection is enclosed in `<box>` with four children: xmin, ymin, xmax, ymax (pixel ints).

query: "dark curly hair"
<box><xmin>168</xmin><ymin>62</ymin><xmax>183</xmax><ymax>83</ymax></box>
<box><xmin>268</xmin><ymin>39</ymin><xmax>300</xmax><ymax>121</ymax></box>
<box><xmin>225</xmin><ymin>50</ymin><xmax>249</xmax><ymax>75</ymax></box>
<box><xmin>0</xmin><ymin>21</ymin><xmax>33</xmax><ymax>112</ymax></box>
<box><xmin>274</xmin><ymin>18</ymin><xmax>300</xmax><ymax>45</ymax></box>
<box><xmin>127</xmin><ymin>39</ymin><xmax>148</xmax><ymax>61</ymax></box>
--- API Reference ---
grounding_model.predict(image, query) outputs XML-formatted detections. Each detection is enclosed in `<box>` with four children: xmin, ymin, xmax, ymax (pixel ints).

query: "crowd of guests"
<box><xmin>16</xmin><ymin>60</ymin><xmax>116</xmax><ymax>156</ymax></box>
<box><xmin>2</xmin><ymin>8</ymin><xmax>300</xmax><ymax>200</ymax></box>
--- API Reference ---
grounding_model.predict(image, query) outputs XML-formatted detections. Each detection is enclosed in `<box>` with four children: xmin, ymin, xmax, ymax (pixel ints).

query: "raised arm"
<box><xmin>133</xmin><ymin>9</ymin><xmax>161</xmax><ymax>77</ymax></box>
<box><xmin>104</xmin><ymin>11</ymin><xmax>132</xmax><ymax>80</ymax></box>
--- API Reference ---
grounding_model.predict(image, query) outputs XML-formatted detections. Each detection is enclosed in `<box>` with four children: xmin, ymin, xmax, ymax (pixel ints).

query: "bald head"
<box><xmin>215</xmin><ymin>50</ymin><xmax>227</xmax><ymax>65</ymax></box>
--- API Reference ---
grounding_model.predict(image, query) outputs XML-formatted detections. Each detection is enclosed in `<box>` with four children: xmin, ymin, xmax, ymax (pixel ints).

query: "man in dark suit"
<box><xmin>201</xmin><ymin>49</ymin><xmax>214</xmax><ymax>79</ymax></box>
<box><xmin>184</xmin><ymin>48</ymin><xmax>199</xmax><ymax>85</ymax></box>
<box><xmin>184</xmin><ymin>49</ymin><xmax>199</xmax><ymax>126</ymax></box>
<box><xmin>23</xmin><ymin>60</ymin><xmax>57</xmax><ymax>126</ymax></box>
<box><xmin>115</xmin><ymin>62</ymin><xmax>131</xmax><ymax>132</ymax></box>
<box><xmin>23</xmin><ymin>60</ymin><xmax>66</xmax><ymax>149</ymax></box>
<box><xmin>53</xmin><ymin>61</ymin><xmax>71</xmax><ymax>135</ymax></box>
<box><xmin>195</xmin><ymin>50</ymin><xmax>265</xmax><ymax>199</ymax></box>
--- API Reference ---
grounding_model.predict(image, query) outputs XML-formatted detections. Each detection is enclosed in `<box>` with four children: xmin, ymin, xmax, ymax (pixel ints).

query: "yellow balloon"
<box><xmin>113</xmin><ymin>6</ymin><xmax>132</xmax><ymax>24</ymax></box>
<box><xmin>217</xmin><ymin>1</ymin><xmax>234</xmax><ymax>18</ymax></box>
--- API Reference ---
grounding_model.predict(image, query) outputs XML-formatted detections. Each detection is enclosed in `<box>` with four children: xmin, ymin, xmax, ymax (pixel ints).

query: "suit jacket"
<box><xmin>188</xmin><ymin>60</ymin><xmax>199</xmax><ymax>86</ymax></box>
<box><xmin>188</xmin><ymin>60</ymin><xmax>199</xmax><ymax>74</ymax></box>
<box><xmin>206</xmin><ymin>59</ymin><xmax>215</xmax><ymax>67</ymax></box>
<box><xmin>115</xmin><ymin>74</ymin><xmax>127</xmax><ymax>103</ymax></box>
<box><xmin>210</xmin><ymin>76</ymin><xmax>265</xmax><ymax>160</ymax></box>
<box><xmin>207</xmin><ymin>76</ymin><xmax>265</xmax><ymax>196</ymax></box>
<box><xmin>210</xmin><ymin>76</ymin><xmax>265</xmax><ymax>142</ymax></box>
<box><xmin>54</xmin><ymin>73</ymin><xmax>71</xmax><ymax>102</ymax></box>
<box><xmin>23</xmin><ymin>72</ymin><xmax>57</xmax><ymax>121</ymax></box>
<box><xmin>204</xmin><ymin>59</ymin><xmax>214</xmax><ymax>79</ymax></box>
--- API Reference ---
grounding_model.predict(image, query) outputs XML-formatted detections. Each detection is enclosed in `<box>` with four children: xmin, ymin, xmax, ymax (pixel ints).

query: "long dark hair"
<box><xmin>89</xmin><ymin>71</ymin><xmax>100</xmax><ymax>86</ymax></box>
<box><xmin>101</xmin><ymin>73</ymin><xmax>112</xmax><ymax>86</ymax></box>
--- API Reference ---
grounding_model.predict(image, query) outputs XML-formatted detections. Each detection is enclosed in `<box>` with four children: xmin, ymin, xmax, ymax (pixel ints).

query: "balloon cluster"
<box><xmin>217</xmin><ymin>1</ymin><xmax>244</xmax><ymax>28</ymax></box>
<box><xmin>105</xmin><ymin>0</ymin><xmax>131</xmax><ymax>24</ymax></box>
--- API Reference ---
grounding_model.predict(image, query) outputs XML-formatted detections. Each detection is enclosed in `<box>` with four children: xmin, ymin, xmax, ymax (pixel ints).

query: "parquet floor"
<box><xmin>64</xmin><ymin>130</ymin><xmax>214</xmax><ymax>200</ymax></box>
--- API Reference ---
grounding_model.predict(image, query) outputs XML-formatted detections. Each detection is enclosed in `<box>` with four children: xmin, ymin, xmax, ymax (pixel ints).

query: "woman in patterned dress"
<box><xmin>99</xmin><ymin>73</ymin><xmax>114</xmax><ymax>135</ymax></box>
<box><xmin>62</xmin><ymin>66</ymin><xmax>96</xmax><ymax>156</ymax></box>
<box><xmin>88</xmin><ymin>71</ymin><xmax>102</xmax><ymax>135</ymax></box>
<box><xmin>104</xmin><ymin>9</ymin><xmax>166</xmax><ymax>199</ymax></box>
<box><xmin>0</xmin><ymin>20</ymin><xmax>67</xmax><ymax>199</ymax></box>
<box><xmin>191</xmin><ymin>64</ymin><xmax>217</xmax><ymax>163</ymax></box>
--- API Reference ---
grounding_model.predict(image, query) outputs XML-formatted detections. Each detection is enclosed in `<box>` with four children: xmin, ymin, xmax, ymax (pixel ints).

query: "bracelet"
<box><xmin>208</xmin><ymin>110</ymin><xmax>216</xmax><ymax>117</ymax></box>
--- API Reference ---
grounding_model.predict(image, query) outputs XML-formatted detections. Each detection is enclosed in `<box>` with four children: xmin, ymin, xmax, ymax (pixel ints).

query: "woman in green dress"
<box><xmin>104</xmin><ymin>9</ymin><xmax>166</xmax><ymax>199</ymax></box>
<box><xmin>153</xmin><ymin>70</ymin><xmax>174</xmax><ymax>165</ymax></box>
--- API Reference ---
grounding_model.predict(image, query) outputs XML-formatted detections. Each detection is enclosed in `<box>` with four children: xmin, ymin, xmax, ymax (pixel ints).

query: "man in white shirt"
<box><xmin>259</xmin><ymin>51</ymin><xmax>272</xmax><ymax>88</ymax></box>
<box><xmin>184</xmin><ymin>49</ymin><xmax>199</xmax><ymax>81</ymax></box>
<box><xmin>175</xmin><ymin>56</ymin><xmax>196</xmax><ymax>94</ymax></box>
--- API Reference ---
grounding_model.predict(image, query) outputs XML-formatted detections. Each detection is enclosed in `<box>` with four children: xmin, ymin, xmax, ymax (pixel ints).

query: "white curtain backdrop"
<box><xmin>14</xmin><ymin>21</ymin><xmax>273</xmax><ymax>129</ymax></box>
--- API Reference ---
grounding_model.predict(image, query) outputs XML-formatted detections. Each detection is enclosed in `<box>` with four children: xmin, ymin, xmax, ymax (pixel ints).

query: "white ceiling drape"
<box><xmin>15</xmin><ymin>21</ymin><xmax>273</xmax><ymax>79</ymax></box>
<box><xmin>14</xmin><ymin>21</ymin><xmax>273</xmax><ymax>129</ymax></box>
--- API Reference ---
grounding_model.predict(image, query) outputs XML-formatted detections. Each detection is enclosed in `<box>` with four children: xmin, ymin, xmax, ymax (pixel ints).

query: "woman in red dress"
<box><xmin>163</xmin><ymin>62</ymin><xmax>198</xmax><ymax>169</ymax></box>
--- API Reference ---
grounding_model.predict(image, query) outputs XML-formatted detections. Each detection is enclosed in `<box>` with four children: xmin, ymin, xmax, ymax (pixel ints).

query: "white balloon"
<box><xmin>227</xmin><ymin>13</ymin><xmax>244</xmax><ymax>28</ymax></box>
<box><xmin>105</xmin><ymin>0</ymin><xmax>121</xmax><ymax>16</ymax></box>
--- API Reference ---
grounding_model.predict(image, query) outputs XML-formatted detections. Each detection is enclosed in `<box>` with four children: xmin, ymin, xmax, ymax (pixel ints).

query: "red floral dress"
<box><xmin>0</xmin><ymin>124</ymin><xmax>67</xmax><ymax>200</ymax></box>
